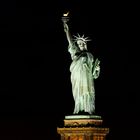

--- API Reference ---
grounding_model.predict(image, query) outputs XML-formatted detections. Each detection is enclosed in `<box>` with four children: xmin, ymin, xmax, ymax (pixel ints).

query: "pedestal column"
<box><xmin>57</xmin><ymin>115</ymin><xmax>109</xmax><ymax>140</ymax></box>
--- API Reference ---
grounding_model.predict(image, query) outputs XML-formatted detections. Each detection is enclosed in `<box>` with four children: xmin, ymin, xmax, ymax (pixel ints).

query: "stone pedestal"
<box><xmin>57</xmin><ymin>115</ymin><xmax>109</xmax><ymax>140</ymax></box>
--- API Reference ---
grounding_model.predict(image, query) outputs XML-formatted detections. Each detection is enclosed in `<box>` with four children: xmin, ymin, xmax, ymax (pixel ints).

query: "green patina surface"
<box><xmin>65</xmin><ymin>115</ymin><xmax>102</xmax><ymax>119</ymax></box>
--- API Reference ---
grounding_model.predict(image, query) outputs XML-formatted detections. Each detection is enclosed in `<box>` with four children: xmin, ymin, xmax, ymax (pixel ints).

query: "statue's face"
<box><xmin>77</xmin><ymin>40</ymin><xmax>85</xmax><ymax>51</ymax></box>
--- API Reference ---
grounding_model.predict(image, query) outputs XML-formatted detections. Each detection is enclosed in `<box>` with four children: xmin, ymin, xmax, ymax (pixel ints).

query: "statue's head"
<box><xmin>73</xmin><ymin>34</ymin><xmax>91</xmax><ymax>51</ymax></box>
<box><xmin>77</xmin><ymin>39</ymin><xmax>87</xmax><ymax>51</ymax></box>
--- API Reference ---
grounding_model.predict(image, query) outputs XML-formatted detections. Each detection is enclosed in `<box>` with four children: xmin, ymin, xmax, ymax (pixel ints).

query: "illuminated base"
<box><xmin>64</xmin><ymin>115</ymin><xmax>102</xmax><ymax>127</ymax></box>
<box><xmin>57</xmin><ymin>115</ymin><xmax>109</xmax><ymax>140</ymax></box>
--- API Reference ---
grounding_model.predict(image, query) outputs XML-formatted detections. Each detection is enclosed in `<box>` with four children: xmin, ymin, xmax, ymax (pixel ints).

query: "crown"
<box><xmin>73</xmin><ymin>34</ymin><xmax>91</xmax><ymax>43</ymax></box>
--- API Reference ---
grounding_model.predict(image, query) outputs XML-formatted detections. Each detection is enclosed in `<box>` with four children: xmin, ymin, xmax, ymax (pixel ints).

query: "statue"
<box><xmin>62</xmin><ymin>13</ymin><xmax>100</xmax><ymax>115</ymax></box>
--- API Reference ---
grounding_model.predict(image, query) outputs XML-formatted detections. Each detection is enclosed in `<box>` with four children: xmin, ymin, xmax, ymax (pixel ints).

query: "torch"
<box><xmin>61</xmin><ymin>11</ymin><xmax>70</xmax><ymax>23</ymax></box>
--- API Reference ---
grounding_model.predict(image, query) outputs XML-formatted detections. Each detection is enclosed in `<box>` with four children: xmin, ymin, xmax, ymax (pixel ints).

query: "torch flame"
<box><xmin>63</xmin><ymin>11</ymin><xmax>69</xmax><ymax>17</ymax></box>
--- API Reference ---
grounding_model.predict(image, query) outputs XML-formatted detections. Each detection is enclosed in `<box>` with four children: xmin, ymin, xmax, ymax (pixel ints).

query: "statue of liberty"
<box><xmin>62</xmin><ymin>13</ymin><xmax>100</xmax><ymax>115</ymax></box>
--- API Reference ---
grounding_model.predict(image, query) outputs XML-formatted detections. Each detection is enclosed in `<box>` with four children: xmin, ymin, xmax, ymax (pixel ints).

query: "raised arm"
<box><xmin>63</xmin><ymin>23</ymin><xmax>73</xmax><ymax>47</ymax></box>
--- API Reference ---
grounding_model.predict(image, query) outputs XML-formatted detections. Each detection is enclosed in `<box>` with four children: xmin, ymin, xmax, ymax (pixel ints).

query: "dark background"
<box><xmin>0</xmin><ymin>0</ymin><xmax>138</xmax><ymax>140</ymax></box>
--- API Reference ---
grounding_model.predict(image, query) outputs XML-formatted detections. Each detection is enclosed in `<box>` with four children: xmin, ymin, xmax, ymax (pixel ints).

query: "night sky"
<box><xmin>0</xmin><ymin>1</ymin><xmax>139</xmax><ymax>140</ymax></box>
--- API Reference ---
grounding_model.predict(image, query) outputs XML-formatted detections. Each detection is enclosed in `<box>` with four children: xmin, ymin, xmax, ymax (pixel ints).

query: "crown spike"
<box><xmin>78</xmin><ymin>33</ymin><xmax>81</xmax><ymax>38</ymax></box>
<box><xmin>73</xmin><ymin>34</ymin><xmax>91</xmax><ymax>43</ymax></box>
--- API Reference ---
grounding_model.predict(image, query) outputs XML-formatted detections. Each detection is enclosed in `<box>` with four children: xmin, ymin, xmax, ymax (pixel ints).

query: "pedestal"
<box><xmin>57</xmin><ymin>115</ymin><xmax>109</xmax><ymax>140</ymax></box>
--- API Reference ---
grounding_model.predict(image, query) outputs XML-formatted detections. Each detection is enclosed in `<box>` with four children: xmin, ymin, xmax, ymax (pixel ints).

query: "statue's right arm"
<box><xmin>63</xmin><ymin>23</ymin><xmax>73</xmax><ymax>47</ymax></box>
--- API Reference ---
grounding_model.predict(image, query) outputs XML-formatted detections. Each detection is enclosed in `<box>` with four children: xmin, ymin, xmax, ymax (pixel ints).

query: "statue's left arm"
<box><xmin>92</xmin><ymin>59</ymin><xmax>100</xmax><ymax>79</ymax></box>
